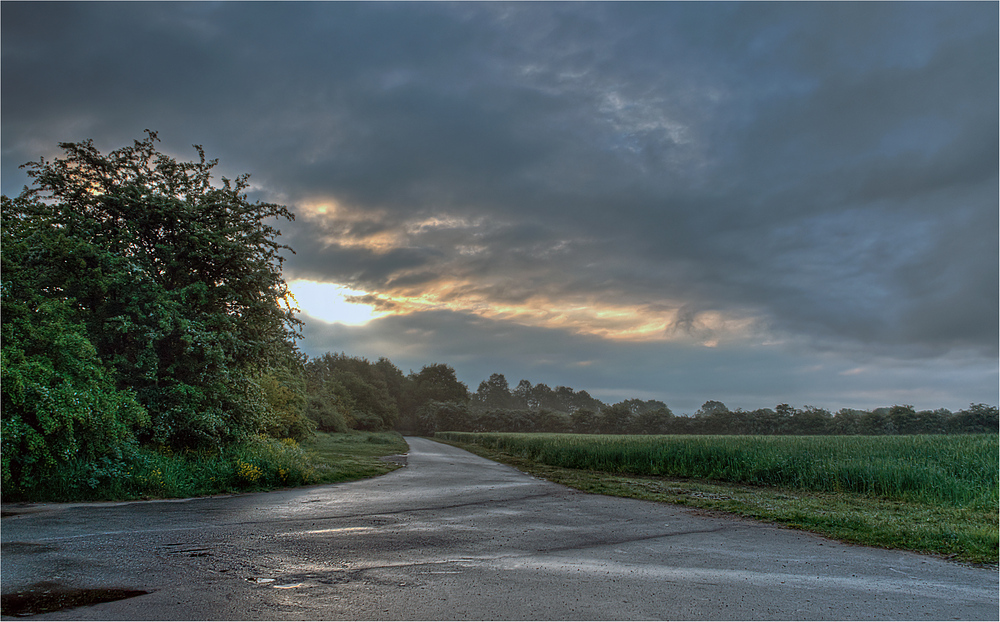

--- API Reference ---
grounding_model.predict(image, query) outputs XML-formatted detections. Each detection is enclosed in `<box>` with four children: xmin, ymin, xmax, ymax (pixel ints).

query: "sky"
<box><xmin>2</xmin><ymin>1</ymin><xmax>997</xmax><ymax>414</ymax></box>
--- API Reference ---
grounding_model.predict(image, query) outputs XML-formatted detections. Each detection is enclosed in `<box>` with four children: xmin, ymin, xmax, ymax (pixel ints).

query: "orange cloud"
<box><xmin>292</xmin><ymin>198</ymin><xmax>763</xmax><ymax>344</ymax></box>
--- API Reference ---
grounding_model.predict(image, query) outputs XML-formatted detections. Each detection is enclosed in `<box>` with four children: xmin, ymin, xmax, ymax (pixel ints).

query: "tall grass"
<box><xmin>437</xmin><ymin>432</ymin><xmax>998</xmax><ymax>511</ymax></box>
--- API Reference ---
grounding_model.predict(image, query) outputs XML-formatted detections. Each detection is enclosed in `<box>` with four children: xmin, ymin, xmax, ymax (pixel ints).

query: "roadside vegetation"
<box><xmin>436</xmin><ymin>432</ymin><xmax>999</xmax><ymax>565</ymax></box>
<box><xmin>3</xmin><ymin>431</ymin><xmax>407</xmax><ymax>503</ymax></box>
<box><xmin>0</xmin><ymin>133</ymin><xmax>417</xmax><ymax>503</ymax></box>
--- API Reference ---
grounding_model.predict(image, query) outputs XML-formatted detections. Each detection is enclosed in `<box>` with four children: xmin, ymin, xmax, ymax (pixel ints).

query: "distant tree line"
<box><xmin>397</xmin><ymin>371</ymin><xmax>997</xmax><ymax>436</ymax></box>
<box><xmin>301</xmin><ymin>354</ymin><xmax>469</xmax><ymax>433</ymax></box>
<box><xmin>298</xmin><ymin>360</ymin><xmax>997</xmax><ymax>437</ymax></box>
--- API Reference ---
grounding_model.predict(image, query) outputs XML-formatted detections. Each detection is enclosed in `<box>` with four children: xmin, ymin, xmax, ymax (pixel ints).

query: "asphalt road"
<box><xmin>1</xmin><ymin>437</ymin><xmax>997</xmax><ymax>620</ymax></box>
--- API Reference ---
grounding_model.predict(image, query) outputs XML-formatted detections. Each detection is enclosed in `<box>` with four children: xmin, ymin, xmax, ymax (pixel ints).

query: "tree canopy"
<box><xmin>2</xmin><ymin>132</ymin><xmax>306</xmax><ymax>490</ymax></box>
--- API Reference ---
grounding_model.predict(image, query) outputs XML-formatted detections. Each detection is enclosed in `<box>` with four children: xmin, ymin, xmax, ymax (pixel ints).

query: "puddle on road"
<box><xmin>0</xmin><ymin>582</ymin><xmax>148</xmax><ymax>617</ymax></box>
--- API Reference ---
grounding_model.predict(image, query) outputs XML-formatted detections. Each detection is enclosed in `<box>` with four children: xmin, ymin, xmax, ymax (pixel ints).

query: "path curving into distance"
<box><xmin>1</xmin><ymin>437</ymin><xmax>997</xmax><ymax>620</ymax></box>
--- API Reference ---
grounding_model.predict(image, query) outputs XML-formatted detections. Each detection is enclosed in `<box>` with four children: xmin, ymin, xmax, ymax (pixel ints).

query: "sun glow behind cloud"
<box><xmin>389</xmin><ymin>290</ymin><xmax>680</xmax><ymax>341</ymax></box>
<box><xmin>289</xmin><ymin>273</ymin><xmax>760</xmax><ymax>347</ymax></box>
<box><xmin>288</xmin><ymin>280</ymin><xmax>392</xmax><ymax>326</ymax></box>
<box><xmin>292</xmin><ymin>200</ymin><xmax>763</xmax><ymax>343</ymax></box>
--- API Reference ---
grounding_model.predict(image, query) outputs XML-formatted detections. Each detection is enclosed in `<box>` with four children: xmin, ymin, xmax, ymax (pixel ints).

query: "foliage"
<box><xmin>300</xmin><ymin>354</ymin><xmax>1000</xmax><ymax>438</ymax></box>
<box><xmin>374</xmin><ymin>357</ymin><xmax>410</xmax><ymax>417</ymax></box>
<box><xmin>303</xmin><ymin>353</ymin><xmax>401</xmax><ymax>431</ymax></box>
<box><xmin>1</xmin><ymin>132</ymin><xmax>317</xmax><ymax>497</ymax></box>
<box><xmin>407</xmin><ymin>364</ymin><xmax>469</xmax><ymax>411</ymax></box>
<box><xmin>255</xmin><ymin>350</ymin><xmax>315</xmax><ymax>442</ymax></box>
<box><xmin>472</xmin><ymin>373</ymin><xmax>519</xmax><ymax>411</ymax></box>
<box><xmin>417</xmin><ymin>400</ymin><xmax>473</xmax><ymax>434</ymax></box>
<box><xmin>304</xmin><ymin>384</ymin><xmax>353</xmax><ymax>433</ymax></box>
<box><xmin>302</xmin><ymin>355</ymin><xmax>473</xmax><ymax>434</ymax></box>
<box><xmin>0</xmin><ymin>297</ymin><xmax>148</xmax><ymax>493</ymax></box>
<box><xmin>2</xmin><ymin>432</ymin><xmax>407</xmax><ymax>503</ymax></box>
<box><xmin>470</xmin><ymin>374</ymin><xmax>602</xmax><ymax>414</ymax></box>
<box><xmin>2</xmin><ymin>132</ymin><xmax>301</xmax><ymax>452</ymax></box>
<box><xmin>430</xmin><ymin>378</ymin><xmax>998</xmax><ymax>437</ymax></box>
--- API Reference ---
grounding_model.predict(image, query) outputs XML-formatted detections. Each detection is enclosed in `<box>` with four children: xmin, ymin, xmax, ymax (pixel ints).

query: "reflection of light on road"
<box><xmin>280</xmin><ymin>526</ymin><xmax>375</xmax><ymax>536</ymax></box>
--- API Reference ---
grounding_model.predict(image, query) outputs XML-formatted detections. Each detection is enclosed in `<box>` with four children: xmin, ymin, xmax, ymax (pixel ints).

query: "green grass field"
<box><xmin>436</xmin><ymin>432</ymin><xmax>999</xmax><ymax>564</ymax></box>
<box><xmin>302</xmin><ymin>431</ymin><xmax>410</xmax><ymax>484</ymax></box>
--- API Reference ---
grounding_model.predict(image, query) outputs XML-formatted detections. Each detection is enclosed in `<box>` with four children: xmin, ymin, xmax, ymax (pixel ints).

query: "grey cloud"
<box><xmin>3</xmin><ymin>2</ymin><xmax>996</xmax><ymax>408</ymax></box>
<box><xmin>383</xmin><ymin>271</ymin><xmax>443</xmax><ymax>289</ymax></box>
<box><xmin>283</xmin><ymin>236</ymin><xmax>440</xmax><ymax>287</ymax></box>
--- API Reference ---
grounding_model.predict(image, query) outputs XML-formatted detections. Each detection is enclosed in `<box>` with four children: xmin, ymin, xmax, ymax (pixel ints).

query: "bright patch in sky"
<box><xmin>288</xmin><ymin>280</ymin><xmax>389</xmax><ymax>326</ymax></box>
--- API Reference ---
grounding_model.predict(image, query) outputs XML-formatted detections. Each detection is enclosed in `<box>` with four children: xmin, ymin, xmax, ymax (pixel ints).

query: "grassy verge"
<box><xmin>434</xmin><ymin>434</ymin><xmax>998</xmax><ymax>566</ymax></box>
<box><xmin>302</xmin><ymin>431</ymin><xmax>410</xmax><ymax>484</ymax></box>
<box><xmin>2</xmin><ymin>432</ymin><xmax>409</xmax><ymax>503</ymax></box>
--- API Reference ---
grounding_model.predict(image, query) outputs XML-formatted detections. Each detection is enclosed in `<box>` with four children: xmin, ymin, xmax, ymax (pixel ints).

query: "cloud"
<box><xmin>3</xmin><ymin>1</ymin><xmax>995</xmax><ymax>409</ymax></box>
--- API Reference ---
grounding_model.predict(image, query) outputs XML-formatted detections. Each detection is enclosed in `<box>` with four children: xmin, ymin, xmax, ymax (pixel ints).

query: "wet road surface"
<box><xmin>2</xmin><ymin>437</ymin><xmax>997</xmax><ymax>620</ymax></box>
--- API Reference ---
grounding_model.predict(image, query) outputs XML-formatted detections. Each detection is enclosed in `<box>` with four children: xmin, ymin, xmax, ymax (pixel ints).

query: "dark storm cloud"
<box><xmin>3</xmin><ymin>1</ymin><xmax>996</xmax><ymax>409</ymax></box>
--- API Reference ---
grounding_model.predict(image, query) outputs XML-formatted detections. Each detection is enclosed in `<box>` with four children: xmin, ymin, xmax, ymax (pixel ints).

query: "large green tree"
<box><xmin>472</xmin><ymin>373</ymin><xmax>518</xmax><ymax>411</ymax></box>
<box><xmin>408</xmin><ymin>364</ymin><xmax>469</xmax><ymax>407</ymax></box>
<box><xmin>2</xmin><ymin>131</ymin><xmax>302</xmax><ymax>450</ymax></box>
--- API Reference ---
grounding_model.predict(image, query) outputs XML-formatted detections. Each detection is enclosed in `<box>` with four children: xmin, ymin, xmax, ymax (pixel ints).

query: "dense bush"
<box><xmin>1</xmin><ymin>299</ymin><xmax>149</xmax><ymax>494</ymax></box>
<box><xmin>1</xmin><ymin>133</ymin><xmax>312</xmax><ymax>495</ymax></box>
<box><xmin>257</xmin><ymin>361</ymin><xmax>315</xmax><ymax>441</ymax></box>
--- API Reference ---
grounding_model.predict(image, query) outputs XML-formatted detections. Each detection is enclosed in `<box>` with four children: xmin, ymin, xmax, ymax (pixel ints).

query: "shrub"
<box><xmin>1</xmin><ymin>299</ymin><xmax>149</xmax><ymax>494</ymax></box>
